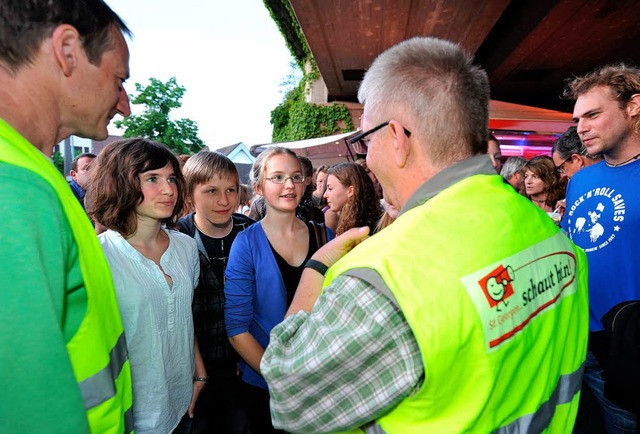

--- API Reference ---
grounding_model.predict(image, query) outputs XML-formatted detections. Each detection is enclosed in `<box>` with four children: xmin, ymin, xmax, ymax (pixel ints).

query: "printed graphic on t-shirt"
<box><xmin>564</xmin><ymin>187</ymin><xmax>626</xmax><ymax>252</ymax></box>
<box><xmin>461</xmin><ymin>233</ymin><xmax>577</xmax><ymax>351</ymax></box>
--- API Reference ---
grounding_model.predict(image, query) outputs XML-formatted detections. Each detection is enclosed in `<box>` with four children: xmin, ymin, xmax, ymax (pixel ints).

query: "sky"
<box><xmin>105</xmin><ymin>0</ymin><xmax>295</xmax><ymax>150</ymax></box>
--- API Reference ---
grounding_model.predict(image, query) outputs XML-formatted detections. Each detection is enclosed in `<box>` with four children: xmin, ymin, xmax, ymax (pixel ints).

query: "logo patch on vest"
<box><xmin>461</xmin><ymin>233</ymin><xmax>578</xmax><ymax>350</ymax></box>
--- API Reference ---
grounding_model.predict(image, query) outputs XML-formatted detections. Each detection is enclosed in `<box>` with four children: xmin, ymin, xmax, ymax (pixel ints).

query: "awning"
<box><xmin>250</xmin><ymin>130</ymin><xmax>358</xmax><ymax>154</ymax></box>
<box><xmin>489</xmin><ymin>100</ymin><xmax>573</xmax><ymax>133</ymax></box>
<box><xmin>249</xmin><ymin>130</ymin><xmax>360</xmax><ymax>166</ymax></box>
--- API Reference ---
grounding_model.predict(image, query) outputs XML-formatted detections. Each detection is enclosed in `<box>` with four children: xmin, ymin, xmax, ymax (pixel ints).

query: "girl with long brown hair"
<box><xmin>324</xmin><ymin>162</ymin><xmax>383</xmax><ymax>235</ymax></box>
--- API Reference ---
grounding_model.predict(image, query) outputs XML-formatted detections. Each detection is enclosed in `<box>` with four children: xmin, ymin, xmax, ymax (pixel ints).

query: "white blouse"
<box><xmin>99</xmin><ymin>228</ymin><xmax>199</xmax><ymax>434</ymax></box>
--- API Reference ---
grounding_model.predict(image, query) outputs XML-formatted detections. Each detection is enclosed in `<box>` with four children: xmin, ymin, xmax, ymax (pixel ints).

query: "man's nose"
<box><xmin>116</xmin><ymin>87</ymin><xmax>131</xmax><ymax>117</ymax></box>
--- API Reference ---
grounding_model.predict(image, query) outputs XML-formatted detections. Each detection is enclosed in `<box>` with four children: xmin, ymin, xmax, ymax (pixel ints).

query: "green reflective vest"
<box><xmin>0</xmin><ymin>119</ymin><xmax>133</xmax><ymax>433</ymax></box>
<box><xmin>326</xmin><ymin>173</ymin><xmax>589</xmax><ymax>433</ymax></box>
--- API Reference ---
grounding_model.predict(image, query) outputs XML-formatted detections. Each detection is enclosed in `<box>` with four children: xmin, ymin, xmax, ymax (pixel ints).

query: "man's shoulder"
<box><xmin>573</xmin><ymin>161</ymin><xmax>606</xmax><ymax>179</ymax></box>
<box><xmin>565</xmin><ymin>162</ymin><xmax>607</xmax><ymax>197</ymax></box>
<box><xmin>1</xmin><ymin>161</ymin><xmax>55</xmax><ymax>186</ymax></box>
<box><xmin>0</xmin><ymin>162</ymin><xmax>63</xmax><ymax>208</ymax></box>
<box><xmin>566</xmin><ymin>160</ymin><xmax>639</xmax><ymax>200</ymax></box>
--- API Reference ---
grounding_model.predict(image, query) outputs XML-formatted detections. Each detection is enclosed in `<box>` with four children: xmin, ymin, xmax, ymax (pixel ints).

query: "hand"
<box><xmin>312</xmin><ymin>226</ymin><xmax>370</xmax><ymax>268</ymax></box>
<box><xmin>555</xmin><ymin>199</ymin><xmax>566</xmax><ymax>218</ymax></box>
<box><xmin>188</xmin><ymin>379</ymin><xmax>206</xmax><ymax>418</ymax></box>
<box><xmin>286</xmin><ymin>226</ymin><xmax>370</xmax><ymax>317</ymax></box>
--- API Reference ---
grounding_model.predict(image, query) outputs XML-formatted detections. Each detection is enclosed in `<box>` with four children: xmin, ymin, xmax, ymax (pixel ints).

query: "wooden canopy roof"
<box><xmin>269</xmin><ymin>0</ymin><xmax>640</xmax><ymax>113</ymax></box>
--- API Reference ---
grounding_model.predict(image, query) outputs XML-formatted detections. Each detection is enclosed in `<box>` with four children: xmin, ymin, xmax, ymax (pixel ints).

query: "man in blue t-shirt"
<box><xmin>563</xmin><ymin>63</ymin><xmax>640</xmax><ymax>432</ymax></box>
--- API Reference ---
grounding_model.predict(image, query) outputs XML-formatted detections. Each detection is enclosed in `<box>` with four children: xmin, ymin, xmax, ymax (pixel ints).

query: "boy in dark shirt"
<box><xmin>178</xmin><ymin>151</ymin><xmax>254</xmax><ymax>434</ymax></box>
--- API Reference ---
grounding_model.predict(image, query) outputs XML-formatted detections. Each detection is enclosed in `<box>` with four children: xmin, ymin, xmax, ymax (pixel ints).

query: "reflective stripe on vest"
<box><xmin>495</xmin><ymin>362</ymin><xmax>585</xmax><ymax>434</ymax></box>
<box><xmin>362</xmin><ymin>362</ymin><xmax>585</xmax><ymax>434</ymax></box>
<box><xmin>0</xmin><ymin>119</ymin><xmax>133</xmax><ymax>433</ymax></box>
<box><xmin>79</xmin><ymin>332</ymin><xmax>128</xmax><ymax>408</ymax></box>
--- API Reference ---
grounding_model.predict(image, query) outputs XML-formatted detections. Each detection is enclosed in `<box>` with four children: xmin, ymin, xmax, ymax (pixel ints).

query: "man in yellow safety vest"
<box><xmin>261</xmin><ymin>37</ymin><xmax>589</xmax><ymax>433</ymax></box>
<box><xmin>0</xmin><ymin>1</ymin><xmax>134</xmax><ymax>432</ymax></box>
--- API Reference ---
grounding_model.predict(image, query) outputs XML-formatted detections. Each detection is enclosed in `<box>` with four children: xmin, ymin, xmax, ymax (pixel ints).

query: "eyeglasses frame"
<box><xmin>555</xmin><ymin>155</ymin><xmax>573</xmax><ymax>174</ymax></box>
<box><xmin>349</xmin><ymin>121</ymin><xmax>412</xmax><ymax>155</ymax></box>
<box><xmin>264</xmin><ymin>174</ymin><xmax>306</xmax><ymax>184</ymax></box>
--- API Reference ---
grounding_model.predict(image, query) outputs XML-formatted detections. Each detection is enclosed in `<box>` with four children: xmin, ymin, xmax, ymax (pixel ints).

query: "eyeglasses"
<box><xmin>349</xmin><ymin>121</ymin><xmax>412</xmax><ymax>155</ymax></box>
<box><xmin>265</xmin><ymin>174</ymin><xmax>306</xmax><ymax>184</ymax></box>
<box><xmin>555</xmin><ymin>156</ymin><xmax>572</xmax><ymax>174</ymax></box>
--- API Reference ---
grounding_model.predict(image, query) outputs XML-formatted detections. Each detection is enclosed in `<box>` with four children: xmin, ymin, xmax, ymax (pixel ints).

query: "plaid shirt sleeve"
<box><xmin>261</xmin><ymin>275</ymin><xmax>424</xmax><ymax>433</ymax></box>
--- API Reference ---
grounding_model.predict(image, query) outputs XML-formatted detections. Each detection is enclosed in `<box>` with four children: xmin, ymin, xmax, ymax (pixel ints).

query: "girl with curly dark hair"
<box><xmin>324</xmin><ymin>162</ymin><xmax>383</xmax><ymax>235</ymax></box>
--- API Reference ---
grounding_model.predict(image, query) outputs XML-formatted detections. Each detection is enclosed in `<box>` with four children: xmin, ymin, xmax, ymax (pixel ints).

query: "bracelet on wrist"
<box><xmin>304</xmin><ymin>259</ymin><xmax>329</xmax><ymax>276</ymax></box>
<box><xmin>193</xmin><ymin>376</ymin><xmax>209</xmax><ymax>382</ymax></box>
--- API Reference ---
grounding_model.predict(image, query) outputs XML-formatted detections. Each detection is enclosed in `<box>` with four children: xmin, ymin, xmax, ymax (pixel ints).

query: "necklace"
<box><xmin>606</xmin><ymin>152</ymin><xmax>640</xmax><ymax>167</ymax></box>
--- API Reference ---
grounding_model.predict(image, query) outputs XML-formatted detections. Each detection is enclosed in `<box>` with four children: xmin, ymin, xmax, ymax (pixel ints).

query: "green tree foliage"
<box><xmin>270</xmin><ymin>64</ymin><xmax>353</xmax><ymax>142</ymax></box>
<box><xmin>114</xmin><ymin>77</ymin><xmax>205</xmax><ymax>154</ymax></box>
<box><xmin>265</xmin><ymin>1</ymin><xmax>353</xmax><ymax>141</ymax></box>
<box><xmin>52</xmin><ymin>151</ymin><xmax>64</xmax><ymax>174</ymax></box>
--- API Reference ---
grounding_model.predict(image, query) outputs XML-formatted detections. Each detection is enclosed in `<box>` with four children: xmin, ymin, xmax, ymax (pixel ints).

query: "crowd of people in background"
<box><xmin>3</xmin><ymin>1</ymin><xmax>640</xmax><ymax>433</ymax></box>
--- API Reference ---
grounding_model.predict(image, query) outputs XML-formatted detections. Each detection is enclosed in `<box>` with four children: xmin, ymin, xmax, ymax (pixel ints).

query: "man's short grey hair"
<box><xmin>357</xmin><ymin>37</ymin><xmax>490</xmax><ymax>167</ymax></box>
<box><xmin>500</xmin><ymin>156</ymin><xmax>527</xmax><ymax>180</ymax></box>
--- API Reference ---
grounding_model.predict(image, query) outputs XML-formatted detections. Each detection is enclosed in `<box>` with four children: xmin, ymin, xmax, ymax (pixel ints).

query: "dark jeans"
<box><xmin>191</xmin><ymin>365</ymin><xmax>248</xmax><ymax>434</ymax></box>
<box><xmin>578</xmin><ymin>351</ymin><xmax>638</xmax><ymax>433</ymax></box>
<box><xmin>241</xmin><ymin>381</ymin><xmax>284</xmax><ymax>434</ymax></box>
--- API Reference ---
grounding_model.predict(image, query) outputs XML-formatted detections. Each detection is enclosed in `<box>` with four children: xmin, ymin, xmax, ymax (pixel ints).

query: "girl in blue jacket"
<box><xmin>224</xmin><ymin>146</ymin><xmax>331</xmax><ymax>433</ymax></box>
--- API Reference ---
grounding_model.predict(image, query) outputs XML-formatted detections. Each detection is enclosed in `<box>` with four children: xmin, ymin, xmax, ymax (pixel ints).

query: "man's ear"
<box><xmin>51</xmin><ymin>25</ymin><xmax>82</xmax><ymax>77</ymax></box>
<box><xmin>627</xmin><ymin>93</ymin><xmax>640</xmax><ymax>118</ymax></box>
<box><xmin>388</xmin><ymin>120</ymin><xmax>411</xmax><ymax>168</ymax></box>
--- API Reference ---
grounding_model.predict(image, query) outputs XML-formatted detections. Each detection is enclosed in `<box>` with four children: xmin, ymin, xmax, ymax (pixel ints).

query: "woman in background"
<box><xmin>376</xmin><ymin>197</ymin><xmax>401</xmax><ymax>232</ymax></box>
<box><xmin>324</xmin><ymin>162</ymin><xmax>383</xmax><ymax>235</ymax></box>
<box><xmin>236</xmin><ymin>184</ymin><xmax>253</xmax><ymax>216</ymax></box>
<box><xmin>312</xmin><ymin>164</ymin><xmax>329</xmax><ymax>208</ymax></box>
<box><xmin>523</xmin><ymin>155</ymin><xmax>567</xmax><ymax>223</ymax></box>
<box><xmin>86</xmin><ymin>138</ymin><xmax>205</xmax><ymax>434</ymax></box>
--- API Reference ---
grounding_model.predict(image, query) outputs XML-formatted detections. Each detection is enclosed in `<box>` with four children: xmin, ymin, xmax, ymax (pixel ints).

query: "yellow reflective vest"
<box><xmin>326</xmin><ymin>171</ymin><xmax>589</xmax><ymax>433</ymax></box>
<box><xmin>0</xmin><ymin>120</ymin><xmax>133</xmax><ymax>433</ymax></box>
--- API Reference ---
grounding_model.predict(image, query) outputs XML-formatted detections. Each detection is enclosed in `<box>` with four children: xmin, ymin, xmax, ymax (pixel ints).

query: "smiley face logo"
<box><xmin>486</xmin><ymin>276</ymin><xmax>505</xmax><ymax>302</ymax></box>
<box><xmin>479</xmin><ymin>265</ymin><xmax>515</xmax><ymax>310</ymax></box>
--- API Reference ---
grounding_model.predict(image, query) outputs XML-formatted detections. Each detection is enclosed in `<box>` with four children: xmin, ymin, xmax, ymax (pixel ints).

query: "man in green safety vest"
<box><xmin>0</xmin><ymin>1</ymin><xmax>134</xmax><ymax>432</ymax></box>
<box><xmin>261</xmin><ymin>37</ymin><xmax>589</xmax><ymax>433</ymax></box>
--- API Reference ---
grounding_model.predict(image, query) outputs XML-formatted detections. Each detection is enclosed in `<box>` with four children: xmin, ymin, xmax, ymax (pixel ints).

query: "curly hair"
<box><xmin>328</xmin><ymin>162</ymin><xmax>383</xmax><ymax>235</ymax></box>
<box><xmin>523</xmin><ymin>155</ymin><xmax>567</xmax><ymax>209</ymax></box>
<box><xmin>86</xmin><ymin>138</ymin><xmax>186</xmax><ymax>237</ymax></box>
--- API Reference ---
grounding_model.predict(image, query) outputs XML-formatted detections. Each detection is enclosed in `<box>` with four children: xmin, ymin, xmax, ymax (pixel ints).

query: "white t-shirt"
<box><xmin>99</xmin><ymin>228</ymin><xmax>199</xmax><ymax>433</ymax></box>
